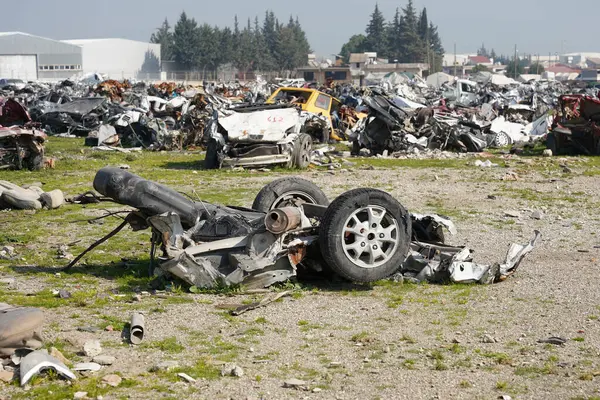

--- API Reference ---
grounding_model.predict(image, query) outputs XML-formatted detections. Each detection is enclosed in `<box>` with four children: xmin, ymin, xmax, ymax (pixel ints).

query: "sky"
<box><xmin>3</xmin><ymin>0</ymin><xmax>599</xmax><ymax>59</ymax></box>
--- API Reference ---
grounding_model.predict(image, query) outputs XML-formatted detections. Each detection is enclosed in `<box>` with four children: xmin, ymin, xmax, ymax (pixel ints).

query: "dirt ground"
<box><xmin>1</xmin><ymin>140</ymin><xmax>600</xmax><ymax>400</ymax></box>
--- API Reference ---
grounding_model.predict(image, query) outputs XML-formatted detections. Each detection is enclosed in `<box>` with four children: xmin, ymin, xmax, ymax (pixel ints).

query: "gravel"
<box><xmin>2</xmin><ymin>162</ymin><xmax>600</xmax><ymax>399</ymax></box>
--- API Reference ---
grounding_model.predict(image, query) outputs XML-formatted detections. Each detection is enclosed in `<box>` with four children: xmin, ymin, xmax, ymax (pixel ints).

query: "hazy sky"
<box><xmin>4</xmin><ymin>0</ymin><xmax>598</xmax><ymax>58</ymax></box>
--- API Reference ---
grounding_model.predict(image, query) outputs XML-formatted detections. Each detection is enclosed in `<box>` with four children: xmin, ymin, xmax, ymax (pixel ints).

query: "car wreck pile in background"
<box><xmin>1</xmin><ymin>71</ymin><xmax>599</xmax><ymax>171</ymax></box>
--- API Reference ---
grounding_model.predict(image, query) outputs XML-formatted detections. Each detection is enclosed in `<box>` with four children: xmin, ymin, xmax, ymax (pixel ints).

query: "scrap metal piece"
<box><xmin>498</xmin><ymin>230</ymin><xmax>541</xmax><ymax>278</ymax></box>
<box><xmin>0</xmin><ymin>127</ymin><xmax>47</xmax><ymax>171</ymax></box>
<box><xmin>19</xmin><ymin>351</ymin><xmax>76</xmax><ymax>386</ymax></box>
<box><xmin>537</xmin><ymin>337</ymin><xmax>567</xmax><ymax>345</ymax></box>
<box><xmin>229</xmin><ymin>290</ymin><xmax>292</xmax><ymax>316</ymax></box>
<box><xmin>130</xmin><ymin>313</ymin><xmax>145</xmax><ymax>345</ymax></box>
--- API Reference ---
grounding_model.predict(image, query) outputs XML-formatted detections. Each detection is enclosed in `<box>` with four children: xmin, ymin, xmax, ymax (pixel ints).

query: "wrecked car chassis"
<box><xmin>68</xmin><ymin>168</ymin><xmax>411</xmax><ymax>288</ymax></box>
<box><xmin>66</xmin><ymin>168</ymin><xmax>539</xmax><ymax>289</ymax></box>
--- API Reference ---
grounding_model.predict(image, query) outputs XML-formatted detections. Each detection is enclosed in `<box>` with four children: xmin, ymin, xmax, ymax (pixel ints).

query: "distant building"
<box><xmin>0</xmin><ymin>32</ymin><xmax>82</xmax><ymax>81</ymax></box>
<box><xmin>467</xmin><ymin>55</ymin><xmax>493</xmax><ymax>66</ymax></box>
<box><xmin>546</xmin><ymin>64</ymin><xmax>581</xmax><ymax>81</ymax></box>
<box><xmin>362</xmin><ymin>63</ymin><xmax>429</xmax><ymax>78</ymax></box>
<box><xmin>586</xmin><ymin>57</ymin><xmax>600</xmax><ymax>70</ymax></box>
<box><xmin>296</xmin><ymin>66</ymin><xmax>352</xmax><ymax>84</ymax></box>
<box><xmin>62</xmin><ymin>38</ymin><xmax>160</xmax><ymax>81</ymax></box>
<box><xmin>0</xmin><ymin>31</ymin><xmax>160</xmax><ymax>81</ymax></box>
<box><xmin>560</xmin><ymin>52</ymin><xmax>600</xmax><ymax>68</ymax></box>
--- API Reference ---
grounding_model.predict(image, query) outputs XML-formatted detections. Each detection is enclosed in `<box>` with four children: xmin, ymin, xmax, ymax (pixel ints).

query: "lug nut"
<box><xmin>361</xmin><ymin>242</ymin><xmax>366</xmax><ymax>247</ymax></box>
<box><xmin>372</xmin><ymin>245</ymin><xmax>378</xmax><ymax>250</ymax></box>
<box><xmin>379</xmin><ymin>233</ymin><xmax>384</xmax><ymax>238</ymax></box>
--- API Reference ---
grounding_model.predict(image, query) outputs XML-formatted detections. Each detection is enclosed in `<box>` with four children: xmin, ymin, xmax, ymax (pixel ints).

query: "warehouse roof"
<box><xmin>64</xmin><ymin>38</ymin><xmax>156</xmax><ymax>46</ymax></box>
<box><xmin>0</xmin><ymin>32</ymin><xmax>58</xmax><ymax>41</ymax></box>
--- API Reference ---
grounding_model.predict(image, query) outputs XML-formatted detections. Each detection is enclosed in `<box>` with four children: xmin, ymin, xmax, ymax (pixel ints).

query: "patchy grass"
<box><xmin>482</xmin><ymin>352</ymin><xmax>513</xmax><ymax>365</ymax></box>
<box><xmin>144</xmin><ymin>337</ymin><xmax>185</xmax><ymax>354</ymax></box>
<box><xmin>351</xmin><ymin>331</ymin><xmax>374</xmax><ymax>344</ymax></box>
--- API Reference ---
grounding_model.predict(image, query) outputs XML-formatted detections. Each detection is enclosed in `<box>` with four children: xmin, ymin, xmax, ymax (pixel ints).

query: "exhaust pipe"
<box><xmin>264</xmin><ymin>207</ymin><xmax>302</xmax><ymax>234</ymax></box>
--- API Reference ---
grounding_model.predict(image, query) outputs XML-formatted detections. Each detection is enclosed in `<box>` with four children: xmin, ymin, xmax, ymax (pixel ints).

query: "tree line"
<box><xmin>340</xmin><ymin>1</ymin><xmax>444</xmax><ymax>72</ymax></box>
<box><xmin>150</xmin><ymin>11</ymin><xmax>311</xmax><ymax>74</ymax></box>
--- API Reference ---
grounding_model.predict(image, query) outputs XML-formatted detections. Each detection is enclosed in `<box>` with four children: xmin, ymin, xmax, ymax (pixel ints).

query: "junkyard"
<box><xmin>2</xmin><ymin>2</ymin><xmax>600</xmax><ymax>399</ymax></box>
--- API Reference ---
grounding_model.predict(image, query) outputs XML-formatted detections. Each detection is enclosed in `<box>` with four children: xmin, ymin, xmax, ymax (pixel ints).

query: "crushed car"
<box><xmin>204</xmin><ymin>106</ymin><xmax>314</xmax><ymax>169</ymax></box>
<box><xmin>65</xmin><ymin>168</ymin><xmax>540</xmax><ymax>288</ymax></box>
<box><xmin>0</xmin><ymin>127</ymin><xmax>47</xmax><ymax>171</ymax></box>
<box><xmin>546</xmin><ymin>94</ymin><xmax>600</xmax><ymax>155</ymax></box>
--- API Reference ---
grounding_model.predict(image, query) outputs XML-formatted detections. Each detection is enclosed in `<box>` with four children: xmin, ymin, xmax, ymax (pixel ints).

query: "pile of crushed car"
<box><xmin>1</xmin><ymin>72</ymin><xmax>599</xmax><ymax>171</ymax></box>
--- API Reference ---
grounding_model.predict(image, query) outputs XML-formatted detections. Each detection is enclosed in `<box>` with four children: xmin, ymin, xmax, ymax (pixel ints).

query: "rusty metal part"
<box><xmin>288</xmin><ymin>245</ymin><xmax>307</xmax><ymax>266</ymax></box>
<box><xmin>264</xmin><ymin>207</ymin><xmax>302</xmax><ymax>234</ymax></box>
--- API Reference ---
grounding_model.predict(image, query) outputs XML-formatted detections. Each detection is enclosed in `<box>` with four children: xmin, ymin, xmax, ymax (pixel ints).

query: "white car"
<box><xmin>0</xmin><ymin>79</ymin><xmax>27</xmax><ymax>90</ymax></box>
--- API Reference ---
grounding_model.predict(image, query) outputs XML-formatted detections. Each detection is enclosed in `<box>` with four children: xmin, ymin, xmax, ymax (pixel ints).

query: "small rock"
<box><xmin>312</xmin><ymin>387</ymin><xmax>322</xmax><ymax>393</ymax></box>
<box><xmin>73</xmin><ymin>363</ymin><xmax>102</xmax><ymax>372</ymax></box>
<box><xmin>119</xmin><ymin>164</ymin><xmax>130</xmax><ymax>170</ymax></box>
<box><xmin>530</xmin><ymin>210</ymin><xmax>544</xmax><ymax>220</ymax></box>
<box><xmin>74</xmin><ymin>392</ymin><xmax>88</xmax><ymax>399</ymax></box>
<box><xmin>487</xmin><ymin>195</ymin><xmax>497</xmax><ymax>200</ymax></box>
<box><xmin>452</xmin><ymin>338</ymin><xmax>461</xmax><ymax>344</ymax></box>
<box><xmin>0</xmin><ymin>278</ymin><xmax>15</xmax><ymax>285</ymax></box>
<box><xmin>283</xmin><ymin>378</ymin><xmax>307</xmax><ymax>389</ymax></box>
<box><xmin>542</xmin><ymin>149</ymin><xmax>553</xmax><ymax>157</ymax></box>
<box><xmin>83</xmin><ymin>341</ymin><xmax>102</xmax><ymax>357</ymax></box>
<box><xmin>102</xmin><ymin>374</ymin><xmax>122</xmax><ymax>387</ymax></box>
<box><xmin>177</xmin><ymin>373</ymin><xmax>196</xmax><ymax>383</ymax></box>
<box><xmin>220</xmin><ymin>363</ymin><xmax>244</xmax><ymax>377</ymax></box>
<box><xmin>498</xmin><ymin>396</ymin><xmax>513</xmax><ymax>400</ymax></box>
<box><xmin>0</xmin><ymin>370</ymin><xmax>14</xmax><ymax>383</ymax></box>
<box><xmin>562</xmin><ymin>166</ymin><xmax>572</xmax><ymax>174</ymax></box>
<box><xmin>132</xmin><ymin>294</ymin><xmax>142</xmax><ymax>302</ymax></box>
<box><xmin>482</xmin><ymin>334</ymin><xmax>497</xmax><ymax>344</ymax></box>
<box><xmin>504</xmin><ymin>210</ymin><xmax>521</xmax><ymax>218</ymax></box>
<box><xmin>93</xmin><ymin>356</ymin><xmax>115</xmax><ymax>366</ymax></box>
<box><xmin>50</xmin><ymin>347</ymin><xmax>70</xmax><ymax>365</ymax></box>
<box><xmin>1</xmin><ymin>246</ymin><xmax>15</xmax><ymax>257</ymax></box>
<box><xmin>149</xmin><ymin>361</ymin><xmax>179</xmax><ymax>372</ymax></box>
<box><xmin>104</xmin><ymin>325</ymin><xmax>114</xmax><ymax>332</ymax></box>
<box><xmin>40</xmin><ymin>189</ymin><xmax>65</xmax><ymax>209</ymax></box>
<box><xmin>58</xmin><ymin>290</ymin><xmax>72</xmax><ymax>299</ymax></box>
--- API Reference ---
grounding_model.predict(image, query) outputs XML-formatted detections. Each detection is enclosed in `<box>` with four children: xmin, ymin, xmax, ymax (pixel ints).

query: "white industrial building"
<box><xmin>0</xmin><ymin>32</ymin><xmax>82</xmax><ymax>81</ymax></box>
<box><xmin>63</xmin><ymin>38</ymin><xmax>161</xmax><ymax>81</ymax></box>
<box><xmin>0</xmin><ymin>32</ymin><xmax>161</xmax><ymax>81</ymax></box>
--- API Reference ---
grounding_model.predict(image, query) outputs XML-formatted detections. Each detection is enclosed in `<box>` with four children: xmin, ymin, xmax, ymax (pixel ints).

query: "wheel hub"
<box><xmin>342</xmin><ymin>205</ymin><xmax>400</xmax><ymax>269</ymax></box>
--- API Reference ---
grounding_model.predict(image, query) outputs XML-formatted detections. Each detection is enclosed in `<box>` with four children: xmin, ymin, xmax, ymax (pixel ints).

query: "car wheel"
<box><xmin>252</xmin><ymin>177</ymin><xmax>329</xmax><ymax>212</ymax></box>
<box><xmin>203</xmin><ymin>139</ymin><xmax>220</xmax><ymax>169</ymax></box>
<box><xmin>493</xmin><ymin>131</ymin><xmax>511</xmax><ymax>148</ymax></box>
<box><xmin>292</xmin><ymin>134</ymin><xmax>312</xmax><ymax>169</ymax></box>
<box><xmin>318</xmin><ymin>188</ymin><xmax>411</xmax><ymax>282</ymax></box>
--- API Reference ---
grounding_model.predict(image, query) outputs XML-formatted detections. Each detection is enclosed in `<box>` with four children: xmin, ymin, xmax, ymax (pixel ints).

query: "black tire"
<box><xmin>204</xmin><ymin>139</ymin><xmax>220</xmax><ymax>169</ymax></box>
<box><xmin>318</xmin><ymin>188</ymin><xmax>411</xmax><ymax>282</ymax></box>
<box><xmin>546</xmin><ymin>132</ymin><xmax>558</xmax><ymax>156</ymax></box>
<box><xmin>251</xmin><ymin>177</ymin><xmax>329</xmax><ymax>212</ymax></box>
<box><xmin>351</xmin><ymin>140</ymin><xmax>361</xmax><ymax>156</ymax></box>
<box><xmin>292</xmin><ymin>134</ymin><xmax>312</xmax><ymax>169</ymax></box>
